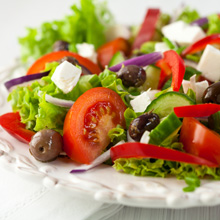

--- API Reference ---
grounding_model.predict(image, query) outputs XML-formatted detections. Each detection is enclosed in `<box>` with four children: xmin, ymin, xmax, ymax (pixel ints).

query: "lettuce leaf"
<box><xmin>19</xmin><ymin>0</ymin><xmax>113</xmax><ymax>62</ymax></box>
<box><xmin>108</xmin><ymin>125</ymin><xmax>127</xmax><ymax>145</ymax></box>
<box><xmin>113</xmin><ymin>158</ymin><xmax>220</xmax><ymax>192</ymax></box>
<box><xmin>177</xmin><ymin>7</ymin><xmax>200</xmax><ymax>23</ymax></box>
<box><xmin>207</xmin><ymin>14</ymin><xmax>220</xmax><ymax>35</ymax></box>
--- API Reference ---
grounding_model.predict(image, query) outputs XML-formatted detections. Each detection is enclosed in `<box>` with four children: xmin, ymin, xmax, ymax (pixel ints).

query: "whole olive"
<box><xmin>29</xmin><ymin>129</ymin><xmax>63</xmax><ymax>162</ymax></box>
<box><xmin>202</xmin><ymin>81</ymin><xmax>220</xmax><ymax>104</ymax></box>
<box><xmin>58</xmin><ymin>56</ymin><xmax>80</xmax><ymax>66</ymax></box>
<box><xmin>53</xmin><ymin>40</ymin><xmax>69</xmax><ymax>52</ymax></box>
<box><xmin>129</xmin><ymin>112</ymin><xmax>160</xmax><ymax>141</ymax></box>
<box><xmin>117</xmin><ymin>65</ymin><xmax>146</xmax><ymax>87</ymax></box>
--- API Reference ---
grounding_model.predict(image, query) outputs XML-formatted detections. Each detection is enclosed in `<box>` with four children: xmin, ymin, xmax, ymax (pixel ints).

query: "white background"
<box><xmin>0</xmin><ymin>0</ymin><xmax>220</xmax><ymax>67</ymax></box>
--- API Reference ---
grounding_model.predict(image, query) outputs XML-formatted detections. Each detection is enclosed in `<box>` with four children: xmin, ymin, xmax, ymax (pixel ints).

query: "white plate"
<box><xmin>1</xmin><ymin>64</ymin><xmax>220</xmax><ymax>209</ymax></box>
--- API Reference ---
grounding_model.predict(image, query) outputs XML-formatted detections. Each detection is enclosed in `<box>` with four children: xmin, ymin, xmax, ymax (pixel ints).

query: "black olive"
<box><xmin>58</xmin><ymin>56</ymin><xmax>80</xmax><ymax>66</ymax></box>
<box><xmin>129</xmin><ymin>112</ymin><xmax>160</xmax><ymax>141</ymax></box>
<box><xmin>53</xmin><ymin>40</ymin><xmax>69</xmax><ymax>52</ymax></box>
<box><xmin>117</xmin><ymin>65</ymin><xmax>146</xmax><ymax>87</ymax></box>
<box><xmin>29</xmin><ymin>129</ymin><xmax>63</xmax><ymax>162</ymax></box>
<box><xmin>202</xmin><ymin>81</ymin><xmax>220</xmax><ymax>104</ymax></box>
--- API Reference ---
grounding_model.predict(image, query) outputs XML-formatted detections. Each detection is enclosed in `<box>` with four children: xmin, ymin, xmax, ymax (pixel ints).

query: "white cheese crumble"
<box><xmin>155</xmin><ymin>42</ymin><xmax>171</xmax><ymax>52</ymax></box>
<box><xmin>51</xmin><ymin>61</ymin><xmax>82</xmax><ymax>94</ymax></box>
<box><xmin>140</xmin><ymin>130</ymin><xmax>150</xmax><ymax>144</ymax></box>
<box><xmin>76</xmin><ymin>43</ymin><xmax>97</xmax><ymax>63</ymax></box>
<box><xmin>197</xmin><ymin>45</ymin><xmax>220</xmax><ymax>82</ymax></box>
<box><xmin>162</xmin><ymin>20</ymin><xmax>205</xmax><ymax>46</ymax></box>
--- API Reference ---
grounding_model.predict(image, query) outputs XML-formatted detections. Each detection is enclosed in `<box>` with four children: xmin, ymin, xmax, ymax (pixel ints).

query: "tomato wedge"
<box><xmin>132</xmin><ymin>9</ymin><xmax>160</xmax><ymax>50</ymax></box>
<box><xmin>181</xmin><ymin>34</ymin><xmax>220</xmax><ymax>57</ymax></box>
<box><xmin>174</xmin><ymin>104</ymin><xmax>220</xmax><ymax>118</ymax></box>
<box><xmin>180</xmin><ymin>117</ymin><xmax>220</xmax><ymax>165</ymax></box>
<box><xmin>0</xmin><ymin>112</ymin><xmax>35</xmax><ymax>143</ymax></box>
<box><xmin>63</xmin><ymin>87</ymin><xmax>127</xmax><ymax>164</ymax></box>
<box><xmin>27</xmin><ymin>51</ymin><xmax>102</xmax><ymax>75</ymax></box>
<box><xmin>97</xmin><ymin>37</ymin><xmax>130</xmax><ymax>69</ymax></box>
<box><xmin>110</xmin><ymin>142</ymin><xmax>218</xmax><ymax>167</ymax></box>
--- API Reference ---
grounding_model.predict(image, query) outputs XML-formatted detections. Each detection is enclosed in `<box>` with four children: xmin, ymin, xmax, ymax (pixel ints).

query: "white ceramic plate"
<box><xmin>1</xmin><ymin>64</ymin><xmax>220</xmax><ymax>209</ymax></box>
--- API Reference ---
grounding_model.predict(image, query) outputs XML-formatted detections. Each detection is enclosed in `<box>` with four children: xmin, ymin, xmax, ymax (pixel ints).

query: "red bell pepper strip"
<box><xmin>0</xmin><ymin>112</ymin><xmax>35</xmax><ymax>143</ymax></box>
<box><xmin>132</xmin><ymin>9</ymin><xmax>160</xmax><ymax>50</ymax></box>
<box><xmin>181</xmin><ymin>34</ymin><xmax>220</xmax><ymax>57</ymax></box>
<box><xmin>27</xmin><ymin>51</ymin><xmax>102</xmax><ymax>75</ymax></box>
<box><xmin>174</xmin><ymin>104</ymin><xmax>220</xmax><ymax>118</ymax></box>
<box><xmin>180</xmin><ymin>117</ymin><xmax>220</xmax><ymax>165</ymax></box>
<box><xmin>110</xmin><ymin>142</ymin><xmax>218</xmax><ymax>167</ymax></box>
<box><xmin>157</xmin><ymin>50</ymin><xmax>185</xmax><ymax>91</ymax></box>
<box><xmin>97</xmin><ymin>37</ymin><xmax>130</xmax><ymax>69</ymax></box>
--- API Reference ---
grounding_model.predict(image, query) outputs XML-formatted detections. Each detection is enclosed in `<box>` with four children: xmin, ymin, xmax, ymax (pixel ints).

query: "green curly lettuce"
<box><xmin>207</xmin><ymin>14</ymin><xmax>220</xmax><ymax>35</ymax></box>
<box><xmin>19</xmin><ymin>0</ymin><xmax>113</xmax><ymax>62</ymax></box>
<box><xmin>113</xmin><ymin>158</ymin><xmax>220</xmax><ymax>192</ymax></box>
<box><xmin>177</xmin><ymin>7</ymin><xmax>200</xmax><ymax>23</ymax></box>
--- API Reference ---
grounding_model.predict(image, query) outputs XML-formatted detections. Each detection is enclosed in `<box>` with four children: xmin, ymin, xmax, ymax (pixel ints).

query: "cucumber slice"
<box><xmin>146</xmin><ymin>92</ymin><xmax>195</xmax><ymax>118</ymax></box>
<box><xmin>108</xmin><ymin>51</ymin><xmax>125</xmax><ymax>67</ymax></box>
<box><xmin>149</xmin><ymin>112</ymin><xmax>182</xmax><ymax>146</ymax></box>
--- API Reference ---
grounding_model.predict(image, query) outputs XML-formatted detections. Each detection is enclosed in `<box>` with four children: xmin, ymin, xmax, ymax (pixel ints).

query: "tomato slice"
<box><xmin>110</xmin><ymin>142</ymin><xmax>218</xmax><ymax>167</ymax></box>
<box><xmin>27</xmin><ymin>51</ymin><xmax>102</xmax><ymax>75</ymax></box>
<box><xmin>63</xmin><ymin>87</ymin><xmax>127</xmax><ymax>164</ymax></box>
<box><xmin>97</xmin><ymin>37</ymin><xmax>130</xmax><ymax>69</ymax></box>
<box><xmin>180</xmin><ymin>117</ymin><xmax>220</xmax><ymax>165</ymax></box>
<box><xmin>0</xmin><ymin>112</ymin><xmax>35</xmax><ymax>143</ymax></box>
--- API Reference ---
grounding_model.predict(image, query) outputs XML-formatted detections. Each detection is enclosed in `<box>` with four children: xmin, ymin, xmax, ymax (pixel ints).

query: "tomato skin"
<box><xmin>27</xmin><ymin>51</ymin><xmax>102</xmax><ymax>75</ymax></box>
<box><xmin>97</xmin><ymin>37</ymin><xmax>130</xmax><ymax>69</ymax></box>
<box><xmin>63</xmin><ymin>87</ymin><xmax>127</xmax><ymax>164</ymax></box>
<box><xmin>180</xmin><ymin>117</ymin><xmax>220</xmax><ymax>165</ymax></box>
<box><xmin>0</xmin><ymin>112</ymin><xmax>35</xmax><ymax>143</ymax></box>
<box><xmin>110</xmin><ymin>142</ymin><xmax>218</xmax><ymax>167</ymax></box>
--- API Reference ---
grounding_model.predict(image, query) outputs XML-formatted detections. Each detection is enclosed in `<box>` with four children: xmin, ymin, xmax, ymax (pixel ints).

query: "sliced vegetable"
<box><xmin>44</xmin><ymin>94</ymin><xmax>74</xmax><ymax>108</ymax></box>
<box><xmin>109</xmin><ymin>52</ymin><xmax>163</xmax><ymax>72</ymax></box>
<box><xmin>149</xmin><ymin>112</ymin><xmax>182</xmax><ymax>145</ymax></box>
<box><xmin>191</xmin><ymin>17</ymin><xmax>208</xmax><ymax>26</ymax></box>
<box><xmin>110</xmin><ymin>142</ymin><xmax>218</xmax><ymax>167</ymax></box>
<box><xmin>108</xmin><ymin>51</ymin><xmax>125</xmax><ymax>67</ymax></box>
<box><xmin>182</xmin><ymin>34</ymin><xmax>220</xmax><ymax>57</ymax></box>
<box><xmin>180</xmin><ymin>117</ymin><xmax>220</xmax><ymax>165</ymax></box>
<box><xmin>0</xmin><ymin>112</ymin><xmax>35</xmax><ymax>143</ymax></box>
<box><xmin>4</xmin><ymin>71</ymin><xmax>49</xmax><ymax>91</ymax></box>
<box><xmin>27</xmin><ymin>51</ymin><xmax>101</xmax><ymax>75</ymax></box>
<box><xmin>97</xmin><ymin>37</ymin><xmax>130</xmax><ymax>69</ymax></box>
<box><xmin>160</xmin><ymin>50</ymin><xmax>185</xmax><ymax>92</ymax></box>
<box><xmin>174</xmin><ymin>104</ymin><xmax>220</xmax><ymax>117</ymax></box>
<box><xmin>132</xmin><ymin>9</ymin><xmax>160</xmax><ymax>50</ymax></box>
<box><xmin>146</xmin><ymin>92</ymin><xmax>195</xmax><ymax>118</ymax></box>
<box><xmin>63</xmin><ymin>87</ymin><xmax>127</xmax><ymax>164</ymax></box>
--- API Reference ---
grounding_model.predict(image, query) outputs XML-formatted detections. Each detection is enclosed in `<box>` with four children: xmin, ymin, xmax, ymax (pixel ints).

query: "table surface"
<box><xmin>1</xmin><ymin>1</ymin><xmax>220</xmax><ymax>219</ymax></box>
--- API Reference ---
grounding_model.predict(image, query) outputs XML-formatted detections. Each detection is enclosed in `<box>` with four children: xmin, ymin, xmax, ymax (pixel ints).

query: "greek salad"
<box><xmin>1</xmin><ymin>0</ymin><xmax>220</xmax><ymax>192</ymax></box>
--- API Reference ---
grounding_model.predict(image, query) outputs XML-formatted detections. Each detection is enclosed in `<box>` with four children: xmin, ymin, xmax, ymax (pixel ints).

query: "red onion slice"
<box><xmin>4</xmin><ymin>71</ymin><xmax>50</xmax><ymax>91</ymax></box>
<box><xmin>45</xmin><ymin>94</ymin><xmax>74</xmax><ymax>108</ymax></box>
<box><xmin>70</xmin><ymin>149</ymin><xmax>111</xmax><ymax>173</ymax></box>
<box><xmin>108</xmin><ymin>52</ymin><xmax>163</xmax><ymax>72</ymax></box>
<box><xmin>191</xmin><ymin>17</ymin><xmax>208</xmax><ymax>27</ymax></box>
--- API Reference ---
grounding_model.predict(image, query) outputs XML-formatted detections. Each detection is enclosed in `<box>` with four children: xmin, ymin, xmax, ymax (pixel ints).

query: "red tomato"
<box><xmin>63</xmin><ymin>87</ymin><xmax>127</xmax><ymax>164</ymax></box>
<box><xmin>27</xmin><ymin>51</ymin><xmax>102</xmax><ymax>75</ymax></box>
<box><xmin>0</xmin><ymin>112</ymin><xmax>35</xmax><ymax>143</ymax></box>
<box><xmin>110</xmin><ymin>142</ymin><xmax>218</xmax><ymax>167</ymax></box>
<box><xmin>97</xmin><ymin>37</ymin><xmax>130</xmax><ymax>69</ymax></box>
<box><xmin>180</xmin><ymin>117</ymin><xmax>220</xmax><ymax>165</ymax></box>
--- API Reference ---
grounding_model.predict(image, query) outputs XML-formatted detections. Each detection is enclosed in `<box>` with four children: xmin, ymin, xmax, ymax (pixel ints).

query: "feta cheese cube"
<box><xmin>182</xmin><ymin>75</ymin><xmax>209</xmax><ymax>102</ymax></box>
<box><xmin>76</xmin><ymin>43</ymin><xmax>97</xmax><ymax>63</ymax></box>
<box><xmin>140</xmin><ymin>130</ymin><xmax>150</xmax><ymax>144</ymax></box>
<box><xmin>130</xmin><ymin>89</ymin><xmax>153</xmax><ymax>113</ymax></box>
<box><xmin>51</xmin><ymin>61</ymin><xmax>81</xmax><ymax>94</ymax></box>
<box><xmin>162</xmin><ymin>21</ymin><xmax>205</xmax><ymax>46</ymax></box>
<box><xmin>155</xmin><ymin>42</ymin><xmax>170</xmax><ymax>52</ymax></box>
<box><xmin>197</xmin><ymin>45</ymin><xmax>220</xmax><ymax>82</ymax></box>
<box><xmin>105</xmin><ymin>24</ymin><xmax>131</xmax><ymax>42</ymax></box>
